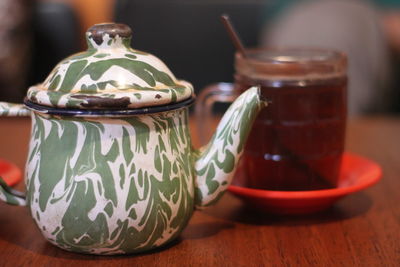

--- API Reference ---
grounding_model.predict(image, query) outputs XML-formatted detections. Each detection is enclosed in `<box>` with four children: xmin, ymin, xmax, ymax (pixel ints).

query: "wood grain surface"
<box><xmin>0</xmin><ymin>116</ymin><xmax>399</xmax><ymax>266</ymax></box>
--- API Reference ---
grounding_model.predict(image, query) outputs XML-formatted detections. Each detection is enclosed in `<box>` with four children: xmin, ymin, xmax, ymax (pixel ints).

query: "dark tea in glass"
<box><xmin>234</xmin><ymin>49</ymin><xmax>347</xmax><ymax>191</ymax></box>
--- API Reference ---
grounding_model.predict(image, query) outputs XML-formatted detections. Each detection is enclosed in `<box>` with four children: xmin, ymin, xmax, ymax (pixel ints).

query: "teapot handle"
<box><xmin>194</xmin><ymin>83</ymin><xmax>240</xmax><ymax>146</ymax></box>
<box><xmin>0</xmin><ymin>101</ymin><xmax>29</xmax><ymax>205</ymax></box>
<box><xmin>0</xmin><ymin>102</ymin><xmax>30</xmax><ymax>117</ymax></box>
<box><xmin>0</xmin><ymin>177</ymin><xmax>26</xmax><ymax>205</ymax></box>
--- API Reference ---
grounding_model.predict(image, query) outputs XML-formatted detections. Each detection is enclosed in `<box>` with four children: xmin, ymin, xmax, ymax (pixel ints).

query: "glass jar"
<box><xmin>196</xmin><ymin>48</ymin><xmax>347</xmax><ymax>191</ymax></box>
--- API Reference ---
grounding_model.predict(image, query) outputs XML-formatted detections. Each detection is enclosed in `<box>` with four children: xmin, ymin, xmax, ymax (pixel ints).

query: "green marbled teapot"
<box><xmin>0</xmin><ymin>23</ymin><xmax>265</xmax><ymax>255</ymax></box>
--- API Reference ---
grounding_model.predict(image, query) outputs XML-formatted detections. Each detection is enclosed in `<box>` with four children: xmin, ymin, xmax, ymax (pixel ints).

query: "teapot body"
<box><xmin>26</xmin><ymin>107</ymin><xmax>195</xmax><ymax>254</ymax></box>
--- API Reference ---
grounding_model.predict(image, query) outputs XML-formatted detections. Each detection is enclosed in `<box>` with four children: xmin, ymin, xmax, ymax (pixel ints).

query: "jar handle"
<box><xmin>0</xmin><ymin>102</ymin><xmax>30</xmax><ymax>117</ymax></box>
<box><xmin>195</xmin><ymin>83</ymin><xmax>241</xmax><ymax>146</ymax></box>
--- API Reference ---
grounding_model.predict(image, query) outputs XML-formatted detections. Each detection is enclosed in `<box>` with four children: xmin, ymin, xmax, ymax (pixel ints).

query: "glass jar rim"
<box><xmin>235</xmin><ymin>47</ymin><xmax>347</xmax><ymax>82</ymax></box>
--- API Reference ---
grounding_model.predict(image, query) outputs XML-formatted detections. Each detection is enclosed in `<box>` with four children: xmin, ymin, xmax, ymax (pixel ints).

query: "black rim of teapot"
<box><xmin>23</xmin><ymin>97</ymin><xmax>195</xmax><ymax>117</ymax></box>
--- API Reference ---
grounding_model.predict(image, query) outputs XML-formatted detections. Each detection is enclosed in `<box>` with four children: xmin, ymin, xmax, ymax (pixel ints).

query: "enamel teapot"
<box><xmin>0</xmin><ymin>23</ymin><xmax>265</xmax><ymax>255</ymax></box>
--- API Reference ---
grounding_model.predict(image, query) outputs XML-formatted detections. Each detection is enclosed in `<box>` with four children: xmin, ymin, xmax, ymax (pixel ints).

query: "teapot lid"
<box><xmin>26</xmin><ymin>23</ymin><xmax>194</xmax><ymax>110</ymax></box>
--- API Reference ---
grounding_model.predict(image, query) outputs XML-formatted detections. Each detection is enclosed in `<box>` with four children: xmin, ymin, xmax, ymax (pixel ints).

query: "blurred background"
<box><xmin>0</xmin><ymin>0</ymin><xmax>399</xmax><ymax>116</ymax></box>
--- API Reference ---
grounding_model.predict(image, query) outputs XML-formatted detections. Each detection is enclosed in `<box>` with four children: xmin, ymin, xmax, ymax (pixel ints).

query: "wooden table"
<box><xmin>0</xmin><ymin>116</ymin><xmax>399</xmax><ymax>266</ymax></box>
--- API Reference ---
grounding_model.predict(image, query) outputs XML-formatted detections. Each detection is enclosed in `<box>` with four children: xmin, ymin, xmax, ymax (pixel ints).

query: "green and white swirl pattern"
<box><xmin>0</xmin><ymin>86</ymin><xmax>265</xmax><ymax>255</ymax></box>
<box><xmin>0</xmin><ymin>178</ymin><xmax>26</xmax><ymax>206</ymax></box>
<box><xmin>27</xmin><ymin>32</ymin><xmax>193</xmax><ymax>109</ymax></box>
<box><xmin>0</xmin><ymin>102</ymin><xmax>30</xmax><ymax>117</ymax></box>
<box><xmin>26</xmin><ymin>109</ymin><xmax>194</xmax><ymax>254</ymax></box>
<box><xmin>194</xmin><ymin>87</ymin><xmax>266</xmax><ymax>207</ymax></box>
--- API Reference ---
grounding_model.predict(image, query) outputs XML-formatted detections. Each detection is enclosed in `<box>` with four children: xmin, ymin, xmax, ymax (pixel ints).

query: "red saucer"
<box><xmin>228</xmin><ymin>153</ymin><xmax>382</xmax><ymax>214</ymax></box>
<box><xmin>0</xmin><ymin>159</ymin><xmax>22</xmax><ymax>186</ymax></box>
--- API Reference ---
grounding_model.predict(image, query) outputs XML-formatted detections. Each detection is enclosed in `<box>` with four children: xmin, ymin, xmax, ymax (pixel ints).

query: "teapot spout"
<box><xmin>194</xmin><ymin>86</ymin><xmax>266</xmax><ymax>208</ymax></box>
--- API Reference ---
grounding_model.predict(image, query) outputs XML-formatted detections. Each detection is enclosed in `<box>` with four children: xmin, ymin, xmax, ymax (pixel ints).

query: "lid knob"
<box><xmin>86</xmin><ymin>23</ymin><xmax>132</xmax><ymax>50</ymax></box>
